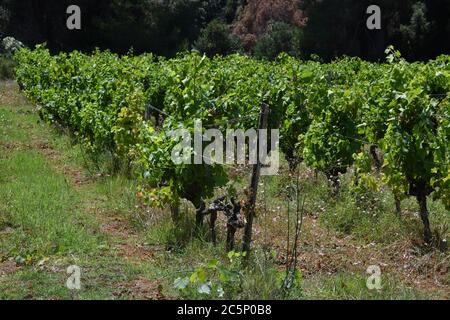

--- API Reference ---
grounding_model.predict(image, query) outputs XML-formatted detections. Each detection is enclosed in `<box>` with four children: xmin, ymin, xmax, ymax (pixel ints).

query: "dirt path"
<box><xmin>255</xmin><ymin>200</ymin><xmax>449</xmax><ymax>298</ymax></box>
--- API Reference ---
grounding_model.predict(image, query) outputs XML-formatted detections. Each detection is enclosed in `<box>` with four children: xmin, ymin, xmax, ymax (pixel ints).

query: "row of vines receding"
<box><xmin>14</xmin><ymin>45</ymin><xmax>450</xmax><ymax>249</ymax></box>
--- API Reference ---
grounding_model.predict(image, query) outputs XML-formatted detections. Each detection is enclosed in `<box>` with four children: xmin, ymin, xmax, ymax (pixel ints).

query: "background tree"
<box><xmin>0</xmin><ymin>0</ymin><xmax>449</xmax><ymax>60</ymax></box>
<box><xmin>194</xmin><ymin>19</ymin><xmax>243</xmax><ymax>57</ymax></box>
<box><xmin>0</xmin><ymin>4</ymin><xmax>9</xmax><ymax>38</ymax></box>
<box><xmin>253</xmin><ymin>21</ymin><xmax>303</xmax><ymax>60</ymax></box>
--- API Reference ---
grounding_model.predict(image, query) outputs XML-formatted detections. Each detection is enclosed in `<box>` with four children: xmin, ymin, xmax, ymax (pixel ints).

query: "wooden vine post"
<box><xmin>242</xmin><ymin>102</ymin><xmax>269</xmax><ymax>257</ymax></box>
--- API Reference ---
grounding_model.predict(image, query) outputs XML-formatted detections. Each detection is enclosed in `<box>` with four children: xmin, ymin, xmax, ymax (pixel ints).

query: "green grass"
<box><xmin>303</xmin><ymin>272</ymin><xmax>433</xmax><ymax>300</ymax></box>
<box><xmin>0</xmin><ymin>150</ymin><xmax>101</xmax><ymax>257</ymax></box>
<box><xmin>0</xmin><ymin>87</ymin><xmax>146</xmax><ymax>299</ymax></box>
<box><xmin>0</xmin><ymin>100</ymin><xmax>101</xmax><ymax>259</ymax></box>
<box><xmin>0</xmin><ymin>254</ymin><xmax>143</xmax><ymax>300</ymax></box>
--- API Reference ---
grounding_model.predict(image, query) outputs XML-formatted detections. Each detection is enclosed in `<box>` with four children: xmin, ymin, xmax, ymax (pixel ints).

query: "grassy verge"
<box><xmin>0</xmin><ymin>82</ymin><xmax>146</xmax><ymax>299</ymax></box>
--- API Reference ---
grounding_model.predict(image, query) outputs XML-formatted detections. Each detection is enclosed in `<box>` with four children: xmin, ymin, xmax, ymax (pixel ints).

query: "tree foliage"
<box><xmin>194</xmin><ymin>19</ymin><xmax>242</xmax><ymax>57</ymax></box>
<box><xmin>1</xmin><ymin>0</ymin><xmax>449</xmax><ymax>60</ymax></box>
